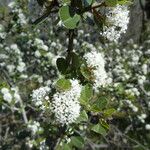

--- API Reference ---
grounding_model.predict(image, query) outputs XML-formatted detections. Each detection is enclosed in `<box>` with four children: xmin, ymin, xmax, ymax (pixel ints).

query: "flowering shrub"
<box><xmin>0</xmin><ymin>0</ymin><xmax>150</xmax><ymax>150</ymax></box>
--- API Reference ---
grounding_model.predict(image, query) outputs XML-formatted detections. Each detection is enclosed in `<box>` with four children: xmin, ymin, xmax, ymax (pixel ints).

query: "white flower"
<box><xmin>132</xmin><ymin>106</ymin><xmax>138</xmax><ymax>112</ymax></box>
<box><xmin>42</xmin><ymin>45</ymin><xmax>49</xmax><ymax>51</ymax></box>
<box><xmin>142</xmin><ymin>64</ymin><xmax>148</xmax><ymax>75</ymax></box>
<box><xmin>8</xmin><ymin>1</ymin><xmax>16</xmax><ymax>9</ymax></box>
<box><xmin>125</xmin><ymin>100</ymin><xmax>138</xmax><ymax>112</ymax></box>
<box><xmin>141</xmin><ymin>114</ymin><xmax>147</xmax><ymax>119</ymax></box>
<box><xmin>84</xmin><ymin>51</ymin><xmax>111</xmax><ymax>90</ymax></box>
<box><xmin>7</xmin><ymin>65</ymin><xmax>15</xmax><ymax>73</ymax></box>
<box><xmin>39</xmin><ymin>139</ymin><xmax>49</xmax><ymax>150</ymax></box>
<box><xmin>17</xmin><ymin>62</ymin><xmax>26</xmax><ymax>72</ymax></box>
<box><xmin>138</xmin><ymin>114</ymin><xmax>147</xmax><ymax>123</ymax></box>
<box><xmin>138</xmin><ymin>75</ymin><xmax>146</xmax><ymax>85</ymax></box>
<box><xmin>145</xmin><ymin>124</ymin><xmax>150</xmax><ymax>130</ymax></box>
<box><xmin>34</xmin><ymin>38</ymin><xmax>44</xmax><ymax>46</ymax></box>
<box><xmin>102</xmin><ymin>4</ymin><xmax>129</xmax><ymax>43</ymax></box>
<box><xmin>52</xmin><ymin>79</ymin><xmax>81</xmax><ymax>125</ymax></box>
<box><xmin>11</xmin><ymin>87</ymin><xmax>21</xmax><ymax>102</ymax></box>
<box><xmin>31</xmin><ymin>86</ymin><xmax>51</xmax><ymax>109</ymax></box>
<box><xmin>27</xmin><ymin>121</ymin><xmax>43</xmax><ymax>135</ymax></box>
<box><xmin>18</xmin><ymin>13</ymin><xmax>27</xmax><ymax>25</ymax></box>
<box><xmin>1</xmin><ymin>88</ymin><xmax>13</xmax><ymax>103</ymax></box>
<box><xmin>35</xmin><ymin>50</ymin><xmax>41</xmax><ymax>57</ymax></box>
<box><xmin>10</xmin><ymin>44</ymin><xmax>20</xmax><ymax>52</ymax></box>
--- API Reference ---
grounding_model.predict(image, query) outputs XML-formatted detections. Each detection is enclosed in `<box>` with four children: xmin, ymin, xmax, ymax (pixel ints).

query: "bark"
<box><xmin>122</xmin><ymin>0</ymin><xmax>144</xmax><ymax>44</ymax></box>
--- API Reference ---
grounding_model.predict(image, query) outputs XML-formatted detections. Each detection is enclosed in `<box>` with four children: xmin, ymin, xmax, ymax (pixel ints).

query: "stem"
<box><xmin>18</xmin><ymin>98</ymin><xmax>28</xmax><ymax>124</ymax></box>
<box><xmin>66</xmin><ymin>29</ymin><xmax>75</xmax><ymax>64</ymax></box>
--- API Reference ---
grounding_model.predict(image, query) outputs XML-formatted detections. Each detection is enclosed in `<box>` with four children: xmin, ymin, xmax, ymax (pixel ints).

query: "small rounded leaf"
<box><xmin>59</xmin><ymin>5</ymin><xmax>81</xmax><ymax>29</ymax></box>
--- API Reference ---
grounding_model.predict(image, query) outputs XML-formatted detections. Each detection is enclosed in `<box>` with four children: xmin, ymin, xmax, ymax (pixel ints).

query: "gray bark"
<box><xmin>122</xmin><ymin>0</ymin><xmax>144</xmax><ymax>43</ymax></box>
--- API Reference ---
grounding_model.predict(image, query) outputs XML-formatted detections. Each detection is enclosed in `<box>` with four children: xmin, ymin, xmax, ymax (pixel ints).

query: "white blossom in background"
<box><xmin>17</xmin><ymin>61</ymin><xmax>26</xmax><ymax>72</ymax></box>
<box><xmin>0</xmin><ymin>24</ymin><xmax>6</xmax><ymax>39</ymax></box>
<box><xmin>102</xmin><ymin>4</ymin><xmax>129</xmax><ymax>43</ymax></box>
<box><xmin>18</xmin><ymin>12</ymin><xmax>27</xmax><ymax>25</ymax></box>
<box><xmin>11</xmin><ymin>86</ymin><xmax>21</xmax><ymax>102</ymax></box>
<box><xmin>39</xmin><ymin>139</ymin><xmax>49</xmax><ymax>150</ymax></box>
<box><xmin>27</xmin><ymin>121</ymin><xmax>43</xmax><ymax>135</ymax></box>
<box><xmin>8</xmin><ymin>1</ymin><xmax>17</xmax><ymax>9</ymax></box>
<box><xmin>145</xmin><ymin>124</ymin><xmax>150</xmax><ymax>130</ymax></box>
<box><xmin>125</xmin><ymin>88</ymin><xmax>140</xmax><ymax>97</ymax></box>
<box><xmin>138</xmin><ymin>114</ymin><xmax>147</xmax><ymax>123</ymax></box>
<box><xmin>52</xmin><ymin>79</ymin><xmax>81</xmax><ymax>125</ymax></box>
<box><xmin>125</xmin><ymin>100</ymin><xmax>138</xmax><ymax>112</ymax></box>
<box><xmin>34</xmin><ymin>38</ymin><xmax>49</xmax><ymax>51</ymax></box>
<box><xmin>84</xmin><ymin>51</ymin><xmax>111</xmax><ymax>90</ymax></box>
<box><xmin>1</xmin><ymin>88</ymin><xmax>13</xmax><ymax>103</ymax></box>
<box><xmin>7</xmin><ymin>65</ymin><xmax>15</xmax><ymax>74</ymax></box>
<box><xmin>31</xmin><ymin>86</ymin><xmax>51</xmax><ymax>110</ymax></box>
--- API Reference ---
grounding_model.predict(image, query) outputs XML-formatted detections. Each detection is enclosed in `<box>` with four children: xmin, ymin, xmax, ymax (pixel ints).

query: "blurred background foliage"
<box><xmin>0</xmin><ymin>0</ymin><xmax>150</xmax><ymax>150</ymax></box>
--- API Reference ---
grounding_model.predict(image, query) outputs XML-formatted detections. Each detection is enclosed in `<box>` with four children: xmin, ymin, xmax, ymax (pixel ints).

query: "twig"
<box><xmin>112</xmin><ymin>125</ymin><xmax>148</xmax><ymax>150</ymax></box>
<box><xmin>4</xmin><ymin>127</ymin><xmax>10</xmax><ymax>141</ymax></box>
<box><xmin>18</xmin><ymin>97</ymin><xmax>28</xmax><ymax>124</ymax></box>
<box><xmin>32</xmin><ymin>9</ymin><xmax>59</xmax><ymax>25</ymax></box>
<box><xmin>0</xmin><ymin>67</ymin><xmax>14</xmax><ymax>86</ymax></box>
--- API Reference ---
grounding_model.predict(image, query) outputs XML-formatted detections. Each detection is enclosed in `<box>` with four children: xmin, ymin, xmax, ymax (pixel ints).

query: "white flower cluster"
<box><xmin>1</xmin><ymin>44</ymin><xmax>27</xmax><ymax>74</ymax></box>
<box><xmin>51</xmin><ymin>80</ymin><xmax>81</xmax><ymax>125</ymax></box>
<box><xmin>34</xmin><ymin>38</ymin><xmax>49</xmax><ymax>53</ymax></box>
<box><xmin>31</xmin><ymin>86</ymin><xmax>51</xmax><ymax>110</ymax></box>
<box><xmin>102</xmin><ymin>5</ymin><xmax>129</xmax><ymax>43</ymax></box>
<box><xmin>1</xmin><ymin>88</ymin><xmax>13</xmax><ymax>103</ymax></box>
<box><xmin>26</xmin><ymin>138</ymin><xmax>49</xmax><ymax>150</ymax></box>
<box><xmin>125</xmin><ymin>100</ymin><xmax>138</xmax><ymax>112</ymax></box>
<box><xmin>1</xmin><ymin>86</ymin><xmax>22</xmax><ymax>106</ymax></box>
<box><xmin>138</xmin><ymin>114</ymin><xmax>147</xmax><ymax>123</ymax></box>
<box><xmin>145</xmin><ymin>124</ymin><xmax>150</xmax><ymax>130</ymax></box>
<box><xmin>125</xmin><ymin>88</ymin><xmax>140</xmax><ymax>97</ymax></box>
<box><xmin>27</xmin><ymin>121</ymin><xmax>43</xmax><ymax>135</ymax></box>
<box><xmin>11</xmin><ymin>44</ymin><xmax>26</xmax><ymax>73</ymax></box>
<box><xmin>8</xmin><ymin>1</ymin><xmax>27</xmax><ymax>25</ymax></box>
<box><xmin>84</xmin><ymin>51</ymin><xmax>111</xmax><ymax>90</ymax></box>
<box><xmin>33</xmin><ymin>38</ymin><xmax>59</xmax><ymax>66</ymax></box>
<box><xmin>0</xmin><ymin>24</ymin><xmax>6</xmax><ymax>39</ymax></box>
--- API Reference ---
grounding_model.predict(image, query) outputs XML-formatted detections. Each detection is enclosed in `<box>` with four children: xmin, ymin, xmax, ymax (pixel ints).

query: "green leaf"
<box><xmin>91</xmin><ymin>124</ymin><xmax>107</xmax><ymax>136</ymax></box>
<box><xmin>103</xmin><ymin>108</ymin><xmax>116</xmax><ymax>117</ymax></box>
<box><xmin>56</xmin><ymin>58</ymin><xmax>68</xmax><ymax>74</ymax></box>
<box><xmin>91</xmin><ymin>96</ymin><xmax>108</xmax><ymax>112</ymax></box>
<box><xmin>80</xmin><ymin>65</ymin><xmax>92</xmax><ymax>80</ymax></box>
<box><xmin>76</xmin><ymin>110</ymin><xmax>88</xmax><ymax>123</ymax></box>
<box><xmin>71</xmin><ymin>52</ymin><xmax>81</xmax><ymax>69</ymax></box>
<box><xmin>63</xmin><ymin>144</ymin><xmax>72</xmax><ymax>150</ymax></box>
<box><xmin>80</xmin><ymin>84</ymin><xmax>93</xmax><ymax>105</ymax></box>
<box><xmin>105</xmin><ymin>0</ymin><xmax>118</xmax><ymax>6</ymax></box>
<box><xmin>62</xmin><ymin>0</ymin><xmax>71</xmax><ymax>4</ymax></box>
<box><xmin>59</xmin><ymin>5</ymin><xmax>81</xmax><ymax>29</ymax></box>
<box><xmin>117</xmin><ymin>0</ymin><xmax>132</xmax><ymax>5</ymax></box>
<box><xmin>100</xmin><ymin>119</ymin><xmax>109</xmax><ymax>129</ymax></box>
<box><xmin>71</xmin><ymin>136</ymin><xmax>84</xmax><ymax>148</ymax></box>
<box><xmin>55</xmin><ymin>78</ymin><xmax>71</xmax><ymax>91</ymax></box>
